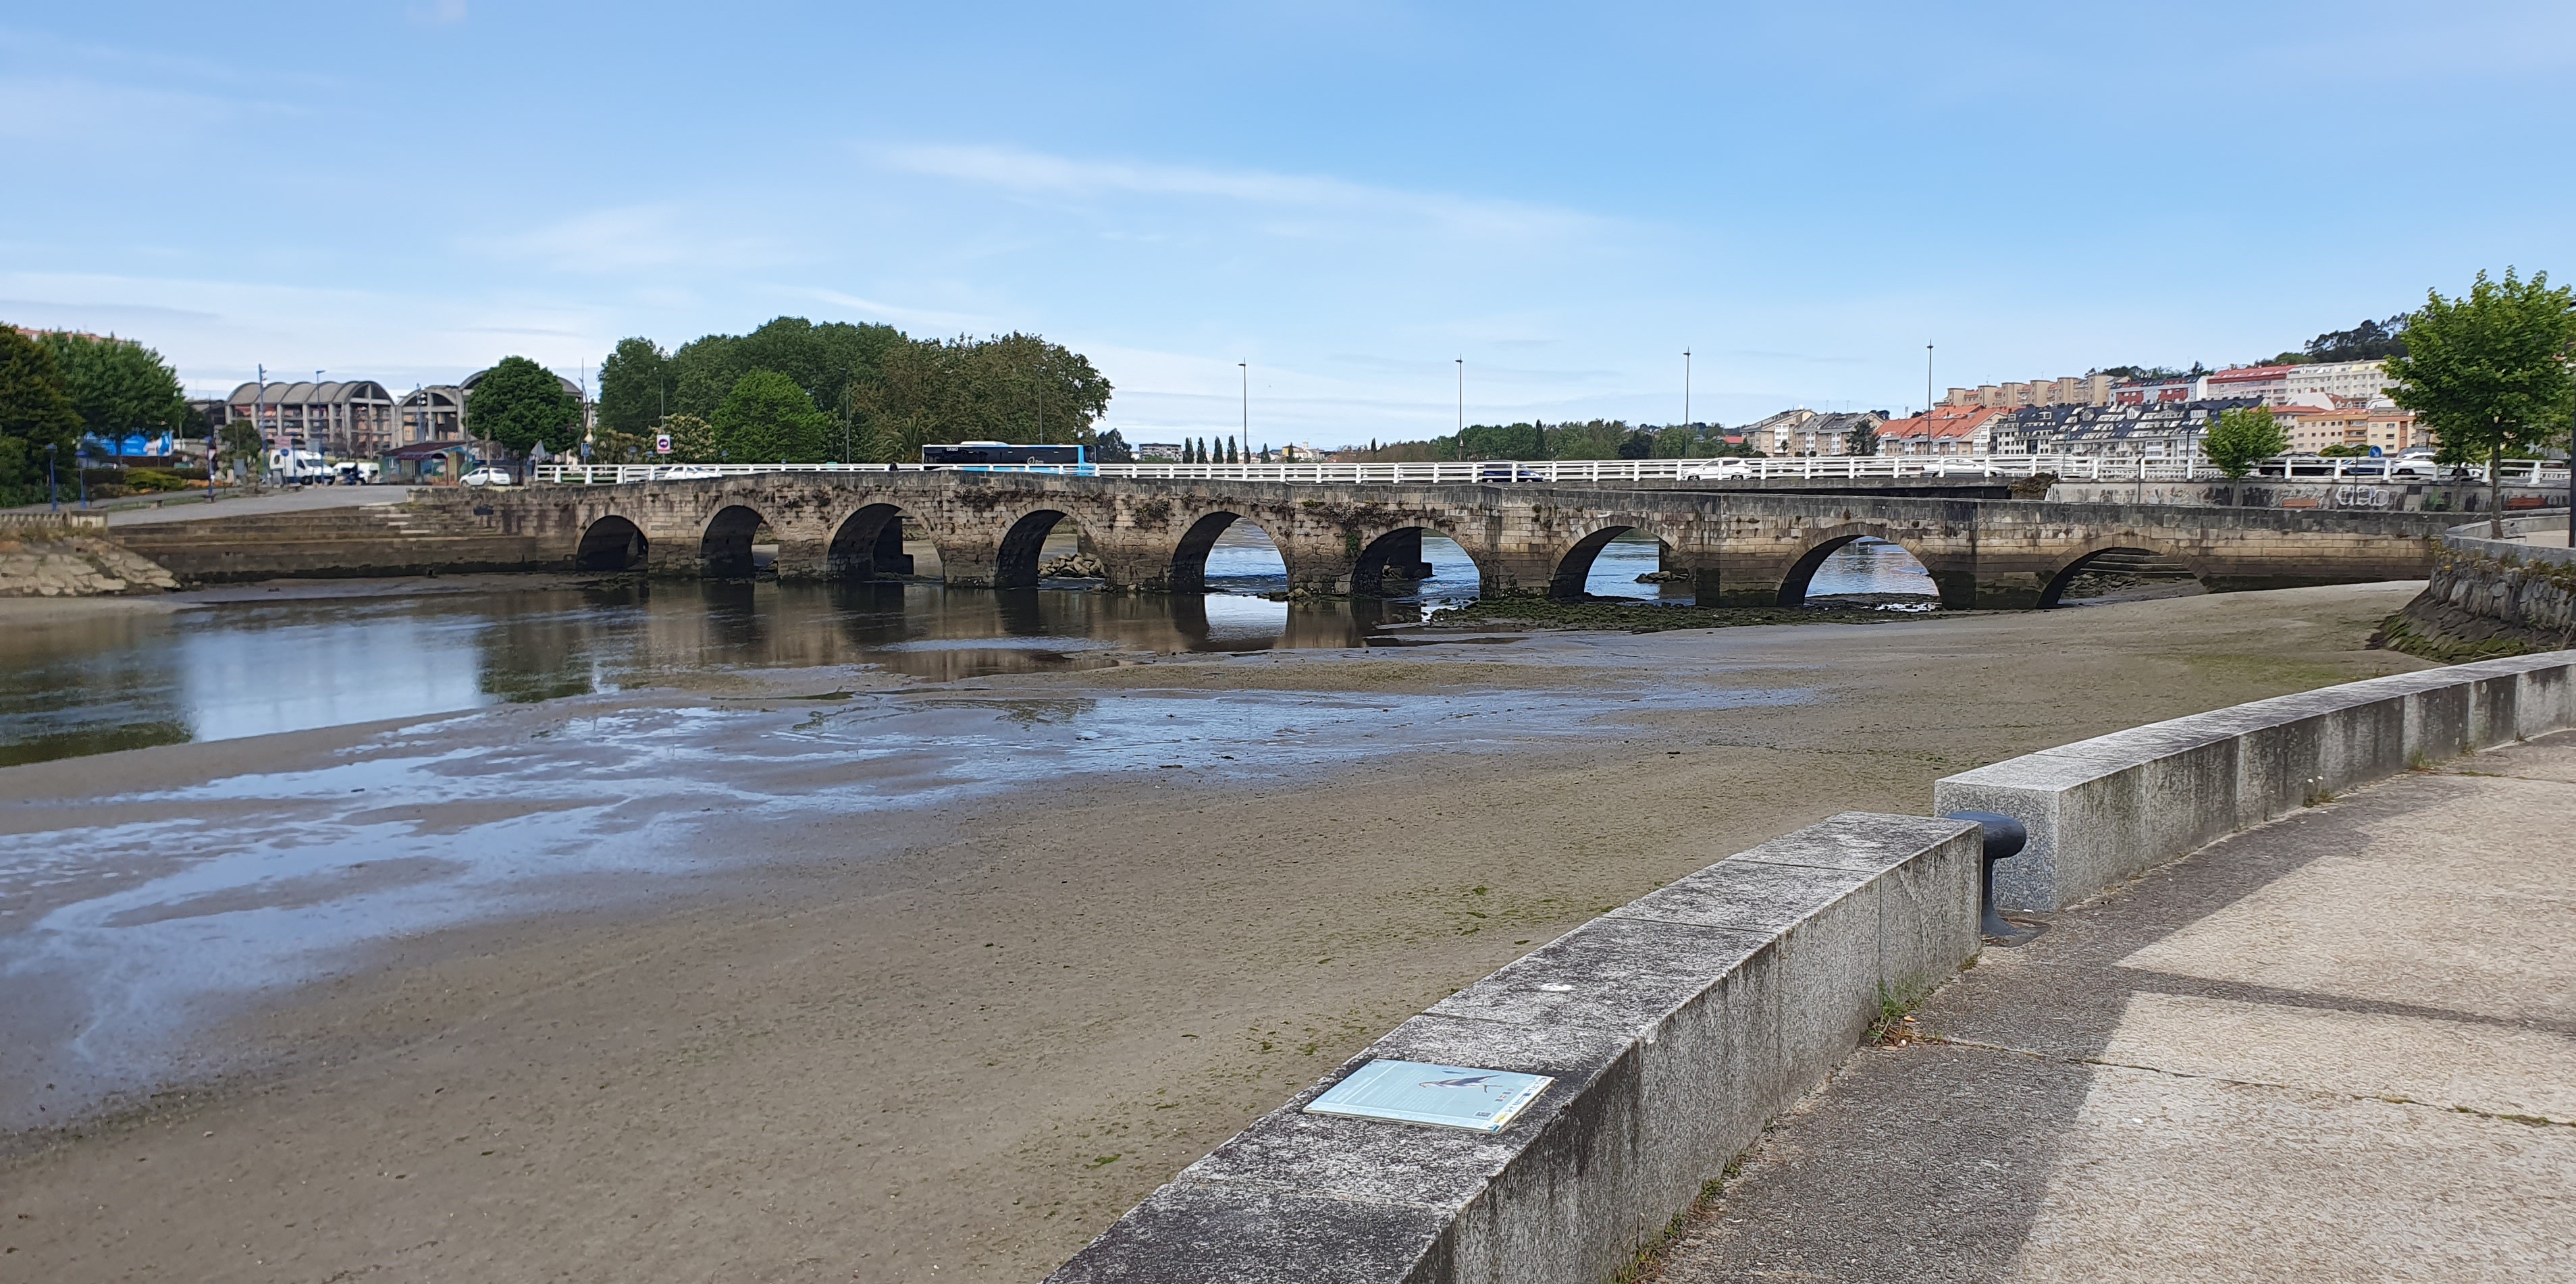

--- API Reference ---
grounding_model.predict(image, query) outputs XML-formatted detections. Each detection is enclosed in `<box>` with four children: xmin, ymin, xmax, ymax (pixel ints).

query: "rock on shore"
<box><xmin>0</xmin><ymin>532</ymin><xmax>181</xmax><ymax>597</ymax></box>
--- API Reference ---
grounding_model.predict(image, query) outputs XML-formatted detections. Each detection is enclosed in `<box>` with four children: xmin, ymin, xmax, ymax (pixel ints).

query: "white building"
<box><xmin>2284</xmin><ymin>358</ymin><xmax>2400</xmax><ymax>409</ymax></box>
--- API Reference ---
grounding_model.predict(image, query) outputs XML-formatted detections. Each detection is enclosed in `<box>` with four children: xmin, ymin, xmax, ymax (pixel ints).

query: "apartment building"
<box><xmin>1879</xmin><ymin>405</ymin><xmax>2004</xmax><ymax>456</ymax></box>
<box><xmin>2284</xmin><ymin>358</ymin><xmax>2400</xmax><ymax>408</ymax></box>
<box><xmin>2278</xmin><ymin>404</ymin><xmax>2426</xmax><ymax>454</ymax></box>
<box><xmin>1942</xmin><ymin>374</ymin><xmax>2114</xmax><ymax>409</ymax></box>
<box><xmin>1736</xmin><ymin>408</ymin><xmax>1886</xmax><ymax>456</ymax></box>
<box><xmin>2201</xmin><ymin>364</ymin><xmax>2298</xmax><ymax>404</ymax></box>
<box><xmin>1993</xmin><ymin>398</ymin><xmax>2259</xmax><ymax>458</ymax></box>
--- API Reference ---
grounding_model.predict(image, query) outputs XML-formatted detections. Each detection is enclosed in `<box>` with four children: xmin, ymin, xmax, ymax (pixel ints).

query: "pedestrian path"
<box><xmin>1649</xmin><ymin>732</ymin><xmax>2576</xmax><ymax>1283</ymax></box>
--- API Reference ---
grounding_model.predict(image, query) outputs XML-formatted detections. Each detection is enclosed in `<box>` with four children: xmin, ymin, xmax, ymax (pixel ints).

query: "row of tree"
<box><xmin>576</xmin><ymin>318</ymin><xmax>1111</xmax><ymax>464</ymax></box>
<box><xmin>0</xmin><ymin>327</ymin><xmax>193</xmax><ymax>504</ymax></box>
<box><xmin>1342</xmin><ymin>419</ymin><xmax>1770</xmax><ymax>464</ymax></box>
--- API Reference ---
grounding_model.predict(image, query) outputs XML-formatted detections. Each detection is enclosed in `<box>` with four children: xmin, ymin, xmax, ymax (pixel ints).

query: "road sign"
<box><xmin>655</xmin><ymin>434</ymin><xmax>673</xmax><ymax>455</ymax></box>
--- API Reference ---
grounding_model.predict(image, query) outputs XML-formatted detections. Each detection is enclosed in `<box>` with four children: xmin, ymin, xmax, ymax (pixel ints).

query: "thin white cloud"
<box><xmin>872</xmin><ymin>142</ymin><xmax>1606</xmax><ymax>242</ymax></box>
<box><xmin>788</xmin><ymin>288</ymin><xmax>991</xmax><ymax>333</ymax></box>
<box><xmin>473</xmin><ymin>205</ymin><xmax>795</xmax><ymax>275</ymax></box>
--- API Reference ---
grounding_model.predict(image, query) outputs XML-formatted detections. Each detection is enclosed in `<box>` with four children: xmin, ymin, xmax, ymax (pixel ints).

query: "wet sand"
<box><xmin>0</xmin><ymin>583</ymin><xmax>2429</xmax><ymax>1283</ymax></box>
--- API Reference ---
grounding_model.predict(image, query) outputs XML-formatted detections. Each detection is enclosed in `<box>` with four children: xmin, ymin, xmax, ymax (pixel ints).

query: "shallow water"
<box><xmin>0</xmin><ymin>529</ymin><xmax>1920</xmax><ymax>768</ymax></box>
<box><xmin>0</xmin><ymin>676</ymin><xmax>1809</xmax><ymax>1129</ymax></box>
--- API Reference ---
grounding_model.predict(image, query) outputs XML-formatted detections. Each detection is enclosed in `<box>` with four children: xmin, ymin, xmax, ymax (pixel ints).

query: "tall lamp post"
<box><xmin>1683</xmin><ymin>349</ymin><xmax>1693</xmax><ymax>435</ymax></box>
<box><xmin>1455</xmin><ymin>356</ymin><xmax>1465</xmax><ymax>465</ymax></box>
<box><xmin>1238</xmin><ymin>362</ymin><xmax>1248</xmax><ymax>465</ymax></box>
<box><xmin>46</xmin><ymin>442</ymin><xmax>58</xmax><ymax>512</ymax></box>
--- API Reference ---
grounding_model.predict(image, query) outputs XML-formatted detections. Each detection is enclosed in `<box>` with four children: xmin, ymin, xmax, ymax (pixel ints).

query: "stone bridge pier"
<box><xmin>458</xmin><ymin>473</ymin><xmax>2450</xmax><ymax>610</ymax></box>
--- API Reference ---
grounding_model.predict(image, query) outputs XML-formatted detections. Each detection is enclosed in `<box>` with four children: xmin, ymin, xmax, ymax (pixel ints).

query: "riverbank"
<box><xmin>0</xmin><ymin>582</ymin><xmax>2430</xmax><ymax>1283</ymax></box>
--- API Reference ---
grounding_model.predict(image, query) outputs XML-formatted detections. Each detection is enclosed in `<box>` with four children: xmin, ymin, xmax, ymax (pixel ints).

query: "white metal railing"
<box><xmin>527</xmin><ymin>454</ymin><xmax>2568</xmax><ymax>487</ymax></box>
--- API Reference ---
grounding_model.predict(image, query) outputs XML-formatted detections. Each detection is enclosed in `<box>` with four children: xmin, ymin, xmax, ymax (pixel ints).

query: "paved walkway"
<box><xmin>93</xmin><ymin>485</ymin><xmax>423</xmax><ymax>527</ymax></box>
<box><xmin>1650</xmin><ymin>732</ymin><xmax>2576</xmax><ymax>1283</ymax></box>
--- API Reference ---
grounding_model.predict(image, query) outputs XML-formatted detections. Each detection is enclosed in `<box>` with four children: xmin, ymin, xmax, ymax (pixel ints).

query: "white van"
<box><xmin>265</xmin><ymin>448</ymin><xmax>332</xmax><ymax>483</ymax></box>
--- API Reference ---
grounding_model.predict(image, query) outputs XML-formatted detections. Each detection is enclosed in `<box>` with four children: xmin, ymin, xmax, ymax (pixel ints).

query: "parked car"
<box><xmin>332</xmin><ymin>461</ymin><xmax>381</xmax><ymax>485</ymax></box>
<box><xmin>460</xmin><ymin>465</ymin><xmax>517</xmax><ymax>487</ymax></box>
<box><xmin>1679</xmin><ymin>460</ymin><xmax>1754</xmax><ymax>481</ymax></box>
<box><xmin>658</xmin><ymin>464</ymin><xmax>722</xmax><ymax>480</ymax></box>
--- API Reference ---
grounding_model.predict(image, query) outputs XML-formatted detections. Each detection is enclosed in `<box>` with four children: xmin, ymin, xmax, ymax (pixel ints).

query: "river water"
<box><xmin>0</xmin><ymin>529</ymin><xmax>1930</xmax><ymax>768</ymax></box>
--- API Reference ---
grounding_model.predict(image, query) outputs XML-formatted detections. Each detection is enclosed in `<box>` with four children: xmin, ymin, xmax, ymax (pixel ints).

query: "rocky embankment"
<box><xmin>2377</xmin><ymin>515</ymin><xmax>2576</xmax><ymax>660</ymax></box>
<box><xmin>0</xmin><ymin>529</ymin><xmax>180</xmax><ymax>597</ymax></box>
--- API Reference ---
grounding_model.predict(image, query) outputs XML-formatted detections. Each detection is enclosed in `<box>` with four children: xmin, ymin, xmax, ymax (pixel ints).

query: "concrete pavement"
<box><xmin>1648</xmin><ymin>732</ymin><xmax>2576</xmax><ymax>1283</ymax></box>
<box><xmin>100</xmin><ymin>485</ymin><xmax>425</xmax><ymax>527</ymax></box>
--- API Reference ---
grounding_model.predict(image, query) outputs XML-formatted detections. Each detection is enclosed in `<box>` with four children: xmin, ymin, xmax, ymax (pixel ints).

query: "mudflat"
<box><xmin>0</xmin><ymin>583</ymin><xmax>2428</xmax><ymax>1283</ymax></box>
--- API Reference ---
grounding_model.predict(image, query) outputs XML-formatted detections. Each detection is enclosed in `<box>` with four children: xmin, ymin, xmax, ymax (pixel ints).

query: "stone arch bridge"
<box><xmin>469</xmin><ymin>473</ymin><xmax>2448</xmax><ymax>610</ymax></box>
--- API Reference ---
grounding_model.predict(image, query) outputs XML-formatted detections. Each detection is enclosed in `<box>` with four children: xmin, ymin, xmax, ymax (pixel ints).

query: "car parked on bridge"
<box><xmin>1679</xmin><ymin>460</ymin><xmax>1754</xmax><ymax>481</ymax></box>
<box><xmin>460</xmin><ymin>465</ymin><xmax>517</xmax><ymax>487</ymax></box>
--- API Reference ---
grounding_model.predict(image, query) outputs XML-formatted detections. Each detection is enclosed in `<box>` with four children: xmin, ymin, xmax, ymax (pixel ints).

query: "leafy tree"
<box><xmin>2386</xmin><ymin>269</ymin><xmax>2576</xmax><ymax>534</ymax></box>
<box><xmin>469</xmin><ymin>356</ymin><xmax>580</xmax><ymax>458</ymax></box>
<box><xmin>713</xmin><ymin>370</ymin><xmax>830</xmax><ymax>462</ymax></box>
<box><xmin>1223</xmin><ymin>437</ymin><xmax>1238</xmax><ymax>464</ymax></box>
<box><xmin>597</xmin><ymin>337</ymin><xmax>669</xmax><ymax>438</ymax></box>
<box><xmin>1093</xmin><ymin>427</ymin><xmax>1133</xmax><ymax>462</ymax></box>
<box><xmin>665</xmin><ymin>317</ymin><xmax>903</xmax><ymax>425</ymax></box>
<box><xmin>2203</xmin><ymin>406</ymin><xmax>2288</xmax><ymax>506</ymax></box>
<box><xmin>663</xmin><ymin>413</ymin><xmax>718</xmax><ymax>463</ymax></box>
<box><xmin>853</xmin><ymin>331</ymin><xmax>1112</xmax><ymax>463</ymax></box>
<box><xmin>218</xmin><ymin>419</ymin><xmax>266</xmax><ymax>479</ymax></box>
<box><xmin>2306</xmin><ymin>315</ymin><xmax>2410</xmax><ymax>364</ymax></box>
<box><xmin>38</xmin><ymin>332</ymin><xmax>191</xmax><ymax>447</ymax></box>
<box><xmin>1652</xmin><ymin>423</ymin><xmax>1704</xmax><ymax>458</ymax></box>
<box><xmin>1846</xmin><ymin>419</ymin><xmax>1880</xmax><ymax>456</ymax></box>
<box><xmin>0</xmin><ymin>327</ymin><xmax>82</xmax><ymax>503</ymax></box>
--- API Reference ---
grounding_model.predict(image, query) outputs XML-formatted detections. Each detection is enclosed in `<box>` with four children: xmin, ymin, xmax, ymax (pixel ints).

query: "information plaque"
<box><xmin>1303</xmin><ymin>1059</ymin><xmax>1554</xmax><ymax>1133</ymax></box>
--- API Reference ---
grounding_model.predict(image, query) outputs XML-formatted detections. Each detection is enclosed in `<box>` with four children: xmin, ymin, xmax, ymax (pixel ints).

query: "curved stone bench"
<box><xmin>1045</xmin><ymin>813</ymin><xmax>1982</xmax><ymax>1284</ymax></box>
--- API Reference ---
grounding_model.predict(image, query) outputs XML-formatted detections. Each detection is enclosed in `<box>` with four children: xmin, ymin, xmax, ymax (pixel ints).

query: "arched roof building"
<box><xmin>226</xmin><ymin>379</ymin><xmax>398</xmax><ymax>457</ymax></box>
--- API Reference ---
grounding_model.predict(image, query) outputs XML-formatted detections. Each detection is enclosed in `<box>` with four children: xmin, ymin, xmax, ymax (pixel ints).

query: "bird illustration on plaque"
<box><xmin>1303</xmin><ymin>1059</ymin><xmax>1554</xmax><ymax>1133</ymax></box>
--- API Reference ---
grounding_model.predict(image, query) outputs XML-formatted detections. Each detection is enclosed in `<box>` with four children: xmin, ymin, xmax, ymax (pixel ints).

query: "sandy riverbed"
<box><xmin>0</xmin><ymin>582</ymin><xmax>2428</xmax><ymax>1283</ymax></box>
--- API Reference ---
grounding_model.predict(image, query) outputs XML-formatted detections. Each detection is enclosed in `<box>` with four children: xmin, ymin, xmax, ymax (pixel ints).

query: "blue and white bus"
<box><xmin>921</xmin><ymin>441</ymin><xmax>1090</xmax><ymax>471</ymax></box>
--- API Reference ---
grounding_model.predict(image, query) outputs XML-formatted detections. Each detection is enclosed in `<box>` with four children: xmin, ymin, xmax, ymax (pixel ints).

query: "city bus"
<box><xmin>920</xmin><ymin>441</ymin><xmax>1090</xmax><ymax>472</ymax></box>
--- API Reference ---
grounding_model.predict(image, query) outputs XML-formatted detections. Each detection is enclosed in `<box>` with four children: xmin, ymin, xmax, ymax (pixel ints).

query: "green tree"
<box><xmin>218</xmin><ymin>419</ymin><xmax>266</xmax><ymax>480</ymax></box>
<box><xmin>2386</xmin><ymin>269</ymin><xmax>2576</xmax><ymax>535</ymax></box>
<box><xmin>1094</xmin><ymin>428</ymin><xmax>1133</xmax><ymax>462</ymax></box>
<box><xmin>713</xmin><ymin>370</ymin><xmax>829</xmax><ymax>462</ymax></box>
<box><xmin>663</xmin><ymin>413</ymin><xmax>718</xmax><ymax>463</ymax></box>
<box><xmin>597</xmin><ymin>337</ymin><xmax>669</xmax><ymax>438</ymax></box>
<box><xmin>1652</xmin><ymin>423</ymin><xmax>1704</xmax><ymax>458</ymax></box>
<box><xmin>2203</xmin><ymin>405</ymin><xmax>2288</xmax><ymax>506</ymax></box>
<box><xmin>1847</xmin><ymin>419</ymin><xmax>1880</xmax><ymax>456</ymax></box>
<box><xmin>0</xmin><ymin>327</ymin><xmax>83</xmax><ymax>503</ymax></box>
<box><xmin>38</xmin><ymin>332</ymin><xmax>191</xmax><ymax>448</ymax></box>
<box><xmin>853</xmin><ymin>331</ymin><xmax>1113</xmax><ymax>462</ymax></box>
<box><xmin>469</xmin><ymin>356</ymin><xmax>580</xmax><ymax>458</ymax></box>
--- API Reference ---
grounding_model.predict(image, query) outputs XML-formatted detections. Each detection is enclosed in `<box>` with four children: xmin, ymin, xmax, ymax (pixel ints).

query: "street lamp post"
<box><xmin>1683</xmin><ymin>349</ymin><xmax>1692</xmax><ymax>433</ymax></box>
<box><xmin>1238</xmin><ymin>362</ymin><xmax>1248</xmax><ymax>466</ymax></box>
<box><xmin>46</xmin><ymin>443</ymin><xmax>58</xmax><ymax>512</ymax></box>
<box><xmin>1455</xmin><ymin>357</ymin><xmax>1465</xmax><ymax>464</ymax></box>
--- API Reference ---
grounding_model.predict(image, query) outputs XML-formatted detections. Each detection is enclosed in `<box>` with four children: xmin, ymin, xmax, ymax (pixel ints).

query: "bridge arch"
<box><xmin>1169</xmin><ymin>510</ymin><xmax>1292</xmax><ymax>594</ymax></box>
<box><xmin>574</xmin><ymin>514</ymin><xmax>649</xmax><ymax>572</ymax></box>
<box><xmin>1349</xmin><ymin>523</ymin><xmax>1484</xmax><ymax>596</ymax></box>
<box><xmin>2038</xmin><ymin>540</ymin><xmax>2204</xmax><ymax>608</ymax></box>
<box><xmin>699</xmin><ymin>504</ymin><xmax>773</xmax><ymax>579</ymax></box>
<box><xmin>993</xmin><ymin>506</ymin><xmax>1097</xmax><ymax>589</ymax></box>
<box><xmin>827</xmin><ymin>502</ymin><xmax>935</xmax><ymax>581</ymax></box>
<box><xmin>1776</xmin><ymin>525</ymin><xmax>1945</xmax><ymax>607</ymax></box>
<box><xmin>1548</xmin><ymin>521</ymin><xmax>1689</xmax><ymax>599</ymax></box>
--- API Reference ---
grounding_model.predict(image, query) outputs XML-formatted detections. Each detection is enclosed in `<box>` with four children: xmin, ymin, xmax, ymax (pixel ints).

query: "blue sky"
<box><xmin>5</xmin><ymin>2</ymin><xmax>2570</xmax><ymax>448</ymax></box>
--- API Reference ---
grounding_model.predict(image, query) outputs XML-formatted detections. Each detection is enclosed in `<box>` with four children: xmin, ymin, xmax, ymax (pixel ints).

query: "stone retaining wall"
<box><xmin>1044</xmin><ymin>813</ymin><xmax>1982</xmax><ymax>1284</ymax></box>
<box><xmin>2382</xmin><ymin>514</ymin><xmax>2576</xmax><ymax>656</ymax></box>
<box><xmin>1931</xmin><ymin>650</ymin><xmax>2576</xmax><ymax>911</ymax></box>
